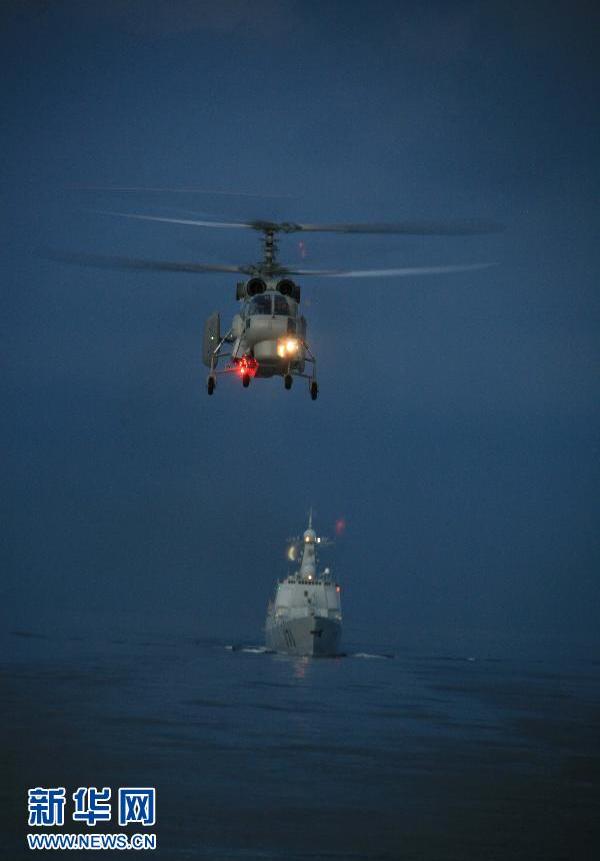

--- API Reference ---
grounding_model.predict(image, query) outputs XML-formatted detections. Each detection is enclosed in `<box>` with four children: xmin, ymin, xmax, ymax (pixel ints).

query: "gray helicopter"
<box><xmin>200</xmin><ymin>221</ymin><xmax>318</xmax><ymax>397</ymax></box>
<box><xmin>194</xmin><ymin>215</ymin><xmax>497</xmax><ymax>399</ymax></box>
<box><xmin>56</xmin><ymin>211</ymin><xmax>498</xmax><ymax>399</ymax></box>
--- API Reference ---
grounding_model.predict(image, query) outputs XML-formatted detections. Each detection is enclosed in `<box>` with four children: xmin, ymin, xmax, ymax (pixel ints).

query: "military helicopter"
<box><xmin>56</xmin><ymin>210</ymin><xmax>498</xmax><ymax>399</ymax></box>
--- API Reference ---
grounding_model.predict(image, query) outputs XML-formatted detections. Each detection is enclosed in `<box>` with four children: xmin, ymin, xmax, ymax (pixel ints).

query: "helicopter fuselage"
<box><xmin>204</xmin><ymin>276</ymin><xmax>318</xmax><ymax>397</ymax></box>
<box><xmin>230</xmin><ymin>288</ymin><xmax>307</xmax><ymax>378</ymax></box>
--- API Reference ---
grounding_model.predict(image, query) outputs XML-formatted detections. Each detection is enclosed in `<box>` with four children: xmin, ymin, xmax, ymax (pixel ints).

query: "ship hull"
<box><xmin>265</xmin><ymin>615</ymin><xmax>341</xmax><ymax>657</ymax></box>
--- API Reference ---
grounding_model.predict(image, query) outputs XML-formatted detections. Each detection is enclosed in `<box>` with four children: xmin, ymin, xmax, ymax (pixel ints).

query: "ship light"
<box><xmin>277</xmin><ymin>342</ymin><xmax>286</xmax><ymax>358</ymax></box>
<box><xmin>304</xmin><ymin>535</ymin><xmax>310</xmax><ymax>543</ymax></box>
<box><xmin>336</xmin><ymin>585</ymin><xmax>341</xmax><ymax>593</ymax></box>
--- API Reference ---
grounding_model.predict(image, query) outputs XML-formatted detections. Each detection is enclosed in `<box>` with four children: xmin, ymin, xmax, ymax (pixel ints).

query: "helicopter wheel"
<box><xmin>310</xmin><ymin>381</ymin><xmax>318</xmax><ymax>400</ymax></box>
<box><xmin>207</xmin><ymin>375</ymin><xmax>216</xmax><ymax>396</ymax></box>
<box><xmin>242</xmin><ymin>374</ymin><xmax>251</xmax><ymax>388</ymax></box>
<box><xmin>284</xmin><ymin>373</ymin><xmax>293</xmax><ymax>390</ymax></box>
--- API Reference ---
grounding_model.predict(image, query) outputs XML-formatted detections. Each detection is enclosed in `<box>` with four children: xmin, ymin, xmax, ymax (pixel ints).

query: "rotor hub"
<box><xmin>262</xmin><ymin>229</ymin><xmax>278</xmax><ymax>269</ymax></box>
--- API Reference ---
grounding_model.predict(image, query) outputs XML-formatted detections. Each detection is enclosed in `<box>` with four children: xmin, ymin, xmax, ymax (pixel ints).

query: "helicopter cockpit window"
<box><xmin>273</xmin><ymin>294</ymin><xmax>290</xmax><ymax>316</ymax></box>
<box><xmin>247</xmin><ymin>294</ymin><xmax>272</xmax><ymax>315</ymax></box>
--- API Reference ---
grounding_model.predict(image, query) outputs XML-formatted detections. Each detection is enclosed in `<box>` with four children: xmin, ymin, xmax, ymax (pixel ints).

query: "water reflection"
<box><xmin>292</xmin><ymin>656</ymin><xmax>310</xmax><ymax>680</ymax></box>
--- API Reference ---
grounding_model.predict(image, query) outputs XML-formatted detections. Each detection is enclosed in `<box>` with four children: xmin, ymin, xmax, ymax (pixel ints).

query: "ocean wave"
<box><xmin>352</xmin><ymin>652</ymin><xmax>394</xmax><ymax>660</ymax></box>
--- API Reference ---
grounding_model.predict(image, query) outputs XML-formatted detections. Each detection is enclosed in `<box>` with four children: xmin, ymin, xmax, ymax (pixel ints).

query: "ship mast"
<box><xmin>299</xmin><ymin>509</ymin><xmax>317</xmax><ymax>579</ymax></box>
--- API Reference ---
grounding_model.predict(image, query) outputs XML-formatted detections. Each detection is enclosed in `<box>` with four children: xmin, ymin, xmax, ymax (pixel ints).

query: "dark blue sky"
<box><xmin>2</xmin><ymin>1</ymin><xmax>599</xmax><ymax>653</ymax></box>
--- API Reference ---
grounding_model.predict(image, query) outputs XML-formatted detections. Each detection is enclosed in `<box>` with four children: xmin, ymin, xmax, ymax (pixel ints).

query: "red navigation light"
<box><xmin>336</xmin><ymin>585</ymin><xmax>341</xmax><ymax>593</ymax></box>
<box><xmin>237</xmin><ymin>355</ymin><xmax>259</xmax><ymax>378</ymax></box>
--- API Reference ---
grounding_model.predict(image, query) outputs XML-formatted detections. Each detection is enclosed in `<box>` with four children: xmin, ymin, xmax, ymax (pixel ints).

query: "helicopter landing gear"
<box><xmin>207</xmin><ymin>375</ymin><xmax>216</xmax><ymax>396</ymax></box>
<box><xmin>284</xmin><ymin>373</ymin><xmax>293</xmax><ymax>390</ymax></box>
<box><xmin>310</xmin><ymin>380</ymin><xmax>318</xmax><ymax>400</ymax></box>
<box><xmin>242</xmin><ymin>374</ymin><xmax>251</xmax><ymax>388</ymax></box>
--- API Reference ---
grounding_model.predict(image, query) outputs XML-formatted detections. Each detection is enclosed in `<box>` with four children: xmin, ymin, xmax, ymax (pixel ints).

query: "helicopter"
<box><xmin>55</xmin><ymin>210</ymin><xmax>498</xmax><ymax>399</ymax></box>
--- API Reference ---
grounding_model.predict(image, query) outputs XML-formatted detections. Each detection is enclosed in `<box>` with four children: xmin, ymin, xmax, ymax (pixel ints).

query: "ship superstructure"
<box><xmin>265</xmin><ymin>511</ymin><xmax>342</xmax><ymax>656</ymax></box>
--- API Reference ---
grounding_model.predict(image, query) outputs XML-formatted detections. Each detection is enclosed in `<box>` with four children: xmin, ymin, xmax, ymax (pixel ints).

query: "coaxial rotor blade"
<box><xmin>95</xmin><ymin>211</ymin><xmax>254</xmax><ymax>230</ymax></box>
<box><xmin>48</xmin><ymin>250</ymin><xmax>253</xmax><ymax>275</ymax></box>
<box><xmin>72</xmin><ymin>186</ymin><xmax>294</xmax><ymax>199</ymax></box>
<box><xmin>97</xmin><ymin>211</ymin><xmax>502</xmax><ymax>236</ymax></box>
<box><xmin>281</xmin><ymin>220</ymin><xmax>502</xmax><ymax>235</ymax></box>
<box><xmin>285</xmin><ymin>262</ymin><xmax>496</xmax><ymax>278</ymax></box>
<box><xmin>48</xmin><ymin>248</ymin><xmax>495</xmax><ymax>280</ymax></box>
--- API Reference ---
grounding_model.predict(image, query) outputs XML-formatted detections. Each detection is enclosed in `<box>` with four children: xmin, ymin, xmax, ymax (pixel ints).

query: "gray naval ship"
<box><xmin>265</xmin><ymin>512</ymin><xmax>342</xmax><ymax>657</ymax></box>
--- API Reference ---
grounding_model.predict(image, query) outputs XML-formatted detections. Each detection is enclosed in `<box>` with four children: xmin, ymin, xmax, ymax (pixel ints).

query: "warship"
<box><xmin>265</xmin><ymin>512</ymin><xmax>342</xmax><ymax>656</ymax></box>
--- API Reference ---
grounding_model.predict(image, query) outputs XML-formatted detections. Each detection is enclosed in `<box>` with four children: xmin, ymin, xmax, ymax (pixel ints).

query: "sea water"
<box><xmin>2</xmin><ymin>630</ymin><xmax>599</xmax><ymax>859</ymax></box>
